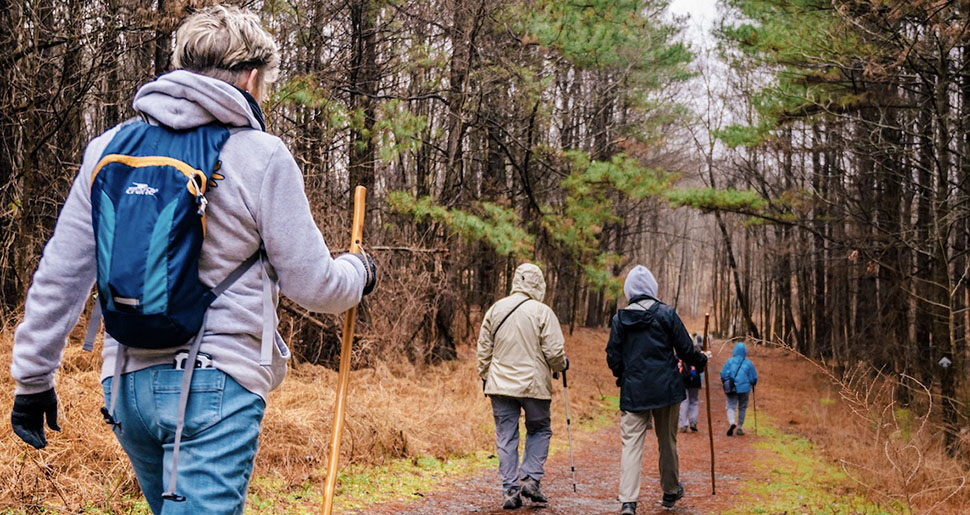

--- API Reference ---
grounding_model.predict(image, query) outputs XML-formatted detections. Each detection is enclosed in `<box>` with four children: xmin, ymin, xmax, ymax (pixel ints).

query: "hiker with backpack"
<box><xmin>477</xmin><ymin>263</ymin><xmax>568</xmax><ymax>510</ymax></box>
<box><xmin>677</xmin><ymin>334</ymin><xmax>704</xmax><ymax>433</ymax></box>
<box><xmin>606</xmin><ymin>265</ymin><xmax>710</xmax><ymax>514</ymax></box>
<box><xmin>9</xmin><ymin>6</ymin><xmax>376</xmax><ymax>514</ymax></box>
<box><xmin>720</xmin><ymin>341</ymin><xmax>758</xmax><ymax>436</ymax></box>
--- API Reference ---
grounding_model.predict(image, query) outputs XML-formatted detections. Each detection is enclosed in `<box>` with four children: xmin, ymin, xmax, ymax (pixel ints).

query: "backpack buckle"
<box><xmin>161</xmin><ymin>492</ymin><xmax>186</xmax><ymax>502</ymax></box>
<box><xmin>196</xmin><ymin>194</ymin><xmax>208</xmax><ymax>216</ymax></box>
<box><xmin>100</xmin><ymin>406</ymin><xmax>121</xmax><ymax>430</ymax></box>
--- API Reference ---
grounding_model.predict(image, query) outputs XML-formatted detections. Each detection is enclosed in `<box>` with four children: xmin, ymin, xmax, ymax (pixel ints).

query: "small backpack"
<box><xmin>83</xmin><ymin>120</ymin><xmax>268</xmax><ymax>502</ymax></box>
<box><xmin>86</xmin><ymin>121</ymin><xmax>242</xmax><ymax>347</ymax></box>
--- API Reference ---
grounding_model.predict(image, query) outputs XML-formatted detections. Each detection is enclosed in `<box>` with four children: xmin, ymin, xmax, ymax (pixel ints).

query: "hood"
<box><xmin>624</xmin><ymin>265</ymin><xmax>658</xmax><ymax>301</ymax></box>
<box><xmin>733</xmin><ymin>342</ymin><xmax>747</xmax><ymax>359</ymax></box>
<box><xmin>617</xmin><ymin>305</ymin><xmax>656</xmax><ymax>329</ymax></box>
<box><xmin>510</xmin><ymin>263</ymin><xmax>546</xmax><ymax>302</ymax></box>
<box><xmin>132</xmin><ymin>70</ymin><xmax>263</xmax><ymax>131</ymax></box>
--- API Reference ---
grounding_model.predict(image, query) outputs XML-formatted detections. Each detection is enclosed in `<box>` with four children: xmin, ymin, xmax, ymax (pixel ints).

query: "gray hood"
<box><xmin>510</xmin><ymin>263</ymin><xmax>546</xmax><ymax>302</ymax></box>
<box><xmin>624</xmin><ymin>265</ymin><xmax>658</xmax><ymax>301</ymax></box>
<box><xmin>132</xmin><ymin>70</ymin><xmax>262</xmax><ymax>130</ymax></box>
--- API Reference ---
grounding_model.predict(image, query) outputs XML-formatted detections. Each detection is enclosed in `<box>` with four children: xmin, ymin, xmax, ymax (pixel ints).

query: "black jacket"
<box><xmin>605</xmin><ymin>295</ymin><xmax>708</xmax><ymax>411</ymax></box>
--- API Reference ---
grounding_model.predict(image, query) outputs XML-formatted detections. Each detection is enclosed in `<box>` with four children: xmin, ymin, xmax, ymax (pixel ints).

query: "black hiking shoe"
<box><xmin>690</xmin><ymin>424</ymin><xmax>698</xmax><ymax>432</ymax></box>
<box><xmin>736</xmin><ymin>427</ymin><xmax>745</xmax><ymax>436</ymax></box>
<box><xmin>620</xmin><ymin>501</ymin><xmax>637</xmax><ymax>514</ymax></box>
<box><xmin>503</xmin><ymin>486</ymin><xmax>522</xmax><ymax>509</ymax></box>
<box><xmin>661</xmin><ymin>483</ymin><xmax>685</xmax><ymax>508</ymax></box>
<box><xmin>520</xmin><ymin>476</ymin><xmax>547</xmax><ymax>503</ymax></box>
<box><xmin>727</xmin><ymin>423</ymin><xmax>736</xmax><ymax>436</ymax></box>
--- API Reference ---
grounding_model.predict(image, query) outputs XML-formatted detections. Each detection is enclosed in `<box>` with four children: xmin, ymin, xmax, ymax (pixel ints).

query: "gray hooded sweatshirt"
<box><xmin>624</xmin><ymin>264</ymin><xmax>658</xmax><ymax>302</ymax></box>
<box><xmin>11</xmin><ymin>70</ymin><xmax>366</xmax><ymax>400</ymax></box>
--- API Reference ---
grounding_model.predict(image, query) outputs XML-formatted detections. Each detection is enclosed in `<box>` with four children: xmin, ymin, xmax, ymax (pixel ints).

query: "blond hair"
<box><xmin>172</xmin><ymin>5</ymin><xmax>280</xmax><ymax>90</ymax></box>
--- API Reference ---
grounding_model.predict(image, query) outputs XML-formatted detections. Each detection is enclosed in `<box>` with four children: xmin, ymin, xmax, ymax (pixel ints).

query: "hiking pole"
<box><xmin>753</xmin><ymin>385</ymin><xmax>757</xmax><ymax>436</ymax></box>
<box><xmin>562</xmin><ymin>369</ymin><xmax>578</xmax><ymax>493</ymax></box>
<box><xmin>702</xmin><ymin>313</ymin><xmax>716</xmax><ymax>495</ymax></box>
<box><xmin>322</xmin><ymin>186</ymin><xmax>367</xmax><ymax>515</ymax></box>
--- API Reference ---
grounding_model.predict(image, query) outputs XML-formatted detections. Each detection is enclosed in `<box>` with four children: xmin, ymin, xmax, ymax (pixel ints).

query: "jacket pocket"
<box><xmin>152</xmin><ymin>368</ymin><xmax>225</xmax><ymax>438</ymax></box>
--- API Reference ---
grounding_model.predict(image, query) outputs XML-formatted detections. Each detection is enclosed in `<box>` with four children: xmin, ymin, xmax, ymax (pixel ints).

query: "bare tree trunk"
<box><xmin>348</xmin><ymin>0</ymin><xmax>378</xmax><ymax>212</ymax></box>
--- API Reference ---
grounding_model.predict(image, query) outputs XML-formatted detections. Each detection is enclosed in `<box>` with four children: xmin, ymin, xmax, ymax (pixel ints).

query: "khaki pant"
<box><xmin>618</xmin><ymin>404</ymin><xmax>680</xmax><ymax>502</ymax></box>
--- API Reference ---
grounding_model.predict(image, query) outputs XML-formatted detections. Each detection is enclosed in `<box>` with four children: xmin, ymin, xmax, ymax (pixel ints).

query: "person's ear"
<box><xmin>239</xmin><ymin>69</ymin><xmax>260</xmax><ymax>99</ymax></box>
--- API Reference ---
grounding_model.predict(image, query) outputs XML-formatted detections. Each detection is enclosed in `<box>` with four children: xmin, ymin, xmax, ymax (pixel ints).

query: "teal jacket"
<box><xmin>720</xmin><ymin>342</ymin><xmax>758</xmax><ymax>394</ymax></box>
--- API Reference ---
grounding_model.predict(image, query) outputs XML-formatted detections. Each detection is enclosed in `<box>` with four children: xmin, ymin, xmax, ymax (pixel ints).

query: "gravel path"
<box><xmin>367</xmin><ymin>350</ymin><xmax>761</xmax><ymax>514</ymax></box>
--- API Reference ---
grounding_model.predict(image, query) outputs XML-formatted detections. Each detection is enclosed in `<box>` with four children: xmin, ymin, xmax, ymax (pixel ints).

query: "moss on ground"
<box><xmin>727</xmin><ymin>416</ymin><xmax>906</xmax><ymax>515</ymax></box>
<box><xmin>245</xmin><ymin>451</ymin><xmax>498</xmax><ymax>513</ymax></box>
<box><xmin>245</xmin><ymin>394</ymin><xmax>620</xmax><ymax>512</ymax></box>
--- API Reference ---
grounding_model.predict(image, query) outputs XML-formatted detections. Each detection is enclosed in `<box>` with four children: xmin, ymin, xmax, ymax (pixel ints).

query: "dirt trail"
<box><xmin>365</xmin><ymin>341</ymin><xmax>766</xmax><ymax>514</ymax></box>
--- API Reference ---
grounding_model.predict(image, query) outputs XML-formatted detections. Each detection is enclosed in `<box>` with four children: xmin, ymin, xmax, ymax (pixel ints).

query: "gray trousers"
<box><xmin>490</xmin><ymin>395</ymin><xmax>552</xmax><ymax>490</ymax></box>
<box><xmin>726</xmin><ymin>392</ymin><xmax>750</xmax><ymax>427</ymax></box>
<box><xmin>619</xmin><ymin>403</ymin><xmax>680</xmax><ymax>502</ymax></box>
<box><xmin>678</xmin><ymin>388</ymin><xmax>700</xmax><ymax>428</ymax></box>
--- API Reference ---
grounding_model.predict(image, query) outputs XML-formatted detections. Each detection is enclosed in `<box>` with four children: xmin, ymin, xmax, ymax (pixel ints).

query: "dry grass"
<box><xmin>0</xmin><ymin>311</ymin><xmax>615</xmax><ymax>512</ymax></box>
<box><xmin>749</xmin><ymin>341</ymin><xmax>970</xmax><ymax>514</ymax></box>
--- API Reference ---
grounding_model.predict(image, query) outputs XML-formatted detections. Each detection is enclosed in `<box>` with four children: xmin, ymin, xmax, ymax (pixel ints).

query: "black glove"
<box><xmin>563</xmin><ymin>357</ymin><xmax>570</xmax><ymax>371</ymax></box>
<box><xmin>615</xmin><ymin>377</ymin><xmax>622</xmax><ymax>387</ymax></box>
<box><xmin>351</xmin><ymin>251</ymin><xmax>377</xmax><ymax>295</ymax></box>
<box><xmin>11</xmin><ymin>388</ymin><xmax>60</xmax><ymax>449</ymax></box>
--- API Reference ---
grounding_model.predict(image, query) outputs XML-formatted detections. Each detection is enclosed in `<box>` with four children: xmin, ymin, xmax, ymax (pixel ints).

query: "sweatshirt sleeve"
<box><xmin>11</xmin><ymin>146</ymin><xmax>101</xmax><ymax>394</ymax></box>
<box><xmin>539</xmin><ymin>306</ymin><xmax>566</xmax><ymax>373</ymax></box>
<box><xmin>476</xmin><ymin>305</ymin><xmax>495</xmax><ymax>379</ymax></box>
<box><xmin>605</xmin><ymin>315</ymin><xmax>623</xmax><ymax>379</ymax></box>
<box><xmin>257</xmin><ymin>142</ymin><xmax>365</xmax><ymax>314</ymax></box>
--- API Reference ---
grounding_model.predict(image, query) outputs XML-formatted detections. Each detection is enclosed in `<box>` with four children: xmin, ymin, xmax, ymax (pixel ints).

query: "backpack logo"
<box><xmin>125</xmin><ymin>182</ymin><xmax>158</xmax><ymax>196</ymax></box>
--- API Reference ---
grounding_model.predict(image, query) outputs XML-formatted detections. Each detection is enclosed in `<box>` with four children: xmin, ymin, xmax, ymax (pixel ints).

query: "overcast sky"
<box><xmin>667</xmin><ymin>0</ymin><xmax>717</xmax><ymax>48</ymax></box>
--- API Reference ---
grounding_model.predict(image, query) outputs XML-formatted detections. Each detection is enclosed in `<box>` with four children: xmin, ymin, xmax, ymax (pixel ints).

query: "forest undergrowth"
<box><xmin>0</xmin><ymin>317</ymin><xmax>614</xmax><ymax>513</ymax></box>
<box><xmin>749</xmin><ymin>343</ymin><xmax>970</xmax><ymax>514</ymax></box>
<box><xmin>4</xmin><ymin>314</ymin><xmax>970</xmax><ymax>513</ymax></box>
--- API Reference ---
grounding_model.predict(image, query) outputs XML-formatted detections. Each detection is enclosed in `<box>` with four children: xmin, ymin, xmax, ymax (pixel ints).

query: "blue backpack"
<box><xmin>83</xmin><ymin>119</ymin><xmax>265</xmax><ymax>502</ymax></box>
<box><xmin>85</xmin><ymin>120</ymin><xmax>248</xmax><ymax>347</ymax></box>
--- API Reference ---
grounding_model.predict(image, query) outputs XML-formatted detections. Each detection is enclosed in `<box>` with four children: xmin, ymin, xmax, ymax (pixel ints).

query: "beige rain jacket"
<box><xmin>477</xmin><ymin>263</ymin><xmax>567</xmax><ymax>400</ymax></box>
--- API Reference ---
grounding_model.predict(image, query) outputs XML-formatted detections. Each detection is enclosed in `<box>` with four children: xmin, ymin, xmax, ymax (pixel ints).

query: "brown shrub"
<box><xmin>752</xmin><ymin>342</ymin><xmax>970</xmax><ymax>514</ymax></box>
<box><xmin>0</xmin><ymin>306</ymin><xmax>614</xmax><ymax>512</ymax></box>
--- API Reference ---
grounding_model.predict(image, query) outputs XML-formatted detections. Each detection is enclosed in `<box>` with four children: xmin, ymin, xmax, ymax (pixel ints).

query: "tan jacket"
<box><xmin>477</xmin><ymin>264</ymin><xmax>567</xmax><ymax>400</ymax></box>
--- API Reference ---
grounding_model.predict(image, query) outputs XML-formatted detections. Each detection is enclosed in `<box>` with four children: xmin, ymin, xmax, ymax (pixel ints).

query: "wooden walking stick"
<box><xmin>702</xmin><ymin>313</ymin><xmax>716</xmax><ymax>495</ymax></box>
<box><xmin>322</xmin><ymin>186</ymin><xmax>367</xmax><ymax>515</ymax></box>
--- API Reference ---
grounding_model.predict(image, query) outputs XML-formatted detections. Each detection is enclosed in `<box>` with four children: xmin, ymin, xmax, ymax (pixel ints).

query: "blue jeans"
<box><xmin>490</xmin><ymin>395</ymin><xmax>552</xmax><ymax>490</ymax></box>
<box><xmin>102</xmin><ymin>365</ymin><xmax>265</xmax><ymax>514</ymax></box>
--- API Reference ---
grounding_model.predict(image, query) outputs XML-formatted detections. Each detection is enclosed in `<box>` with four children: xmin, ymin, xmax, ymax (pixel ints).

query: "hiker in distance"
<box><xmin>606</xmin><ymin>265</ymin><xmax>710</xmax><ymax>514</ymax></box>
<box><xmin>720</xmin><ymin>341</ymin><xmax>758</xmax><ymax>436</ymax></box>
<box><xmin>9</xmin><ymin>6</ymin><xmax>376</xmax><ymax>514</ymax></box>
<box><xmin>677</xmin><ymin>334</ymin><xmax>704</xmax><ymax>433</ymax></box>
<box><xmin>477</xmin><ymin>263</ymin><xmax>568</xmax><ymax>510</ymax></box>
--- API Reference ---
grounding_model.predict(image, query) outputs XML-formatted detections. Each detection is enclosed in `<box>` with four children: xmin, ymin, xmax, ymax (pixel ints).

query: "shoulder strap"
<box><xmin>213</xmin><ymin>248</ymin><xmax>273</xmax><ymax>366</ymax></box>
<box><xmin>212</xmin><ymin>250</ymin><xmax>261</xmax><ymax>297</ymax></box>
<box><xmin>733</xmin><ymin>358</ymin><xmax>746</xmax><ymax>381</ymax></box>
<box><xmin>634</xmin><ymin>299</ymin><xmax>656</xmax><ymax>311</ymax></box>
<box><xmin>82</xmin><ymin>299</ymin><xmax>103</xmax><ymax>352</ymax></box>
<box><xmin>490</xmin><ymin>297</ymin><xmax>532</xmax><ymax>340</ymax></box>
